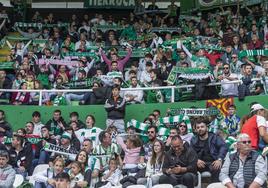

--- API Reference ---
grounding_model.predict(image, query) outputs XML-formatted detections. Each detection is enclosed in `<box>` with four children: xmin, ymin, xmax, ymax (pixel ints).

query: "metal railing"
<box><xmin>0</xmin><ymin>78</ymin><xmax>266</xmax><ymax>106</ymax></box>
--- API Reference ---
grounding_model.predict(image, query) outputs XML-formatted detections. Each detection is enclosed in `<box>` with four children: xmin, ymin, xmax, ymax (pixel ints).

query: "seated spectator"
<box><xmin>159</xmin><ymin>135</ymin><xmax>198</xmax><ymax>188</ymax></box>
<box><xmin>190</xmin><ymin>117</ymin><xmax>228</xmax><ymax>183</ymax></box>
<box><xmin>45</xmin><ymin>110</ymin><xmax>67</xmax><ymax>138</ymax></box>
<box><xmin>0</xmin><ymin>70</ymin><xmax>12</xmax><ymax>100</ymax></box>
<box><xmin>178</xmin><ymin>121</ymin><xmax>193</xmax><ymax>144</ymax></box>
<box><xmin>31</xmin><ymin>111</ymin><xmax>45</xmax><ymax>136</ymax></box>
<box><xmin>95</xmin><ymin>158</ymin><xmax>122</xmax><ymax>188</ymax></box>
<box><xmin>68</xmin><ymin>161</ymin><xmax>84</xmax><ymax>188</ymax></box>
<box><xmin>92</xmin><ymin>131</ymin><xmax>120</xmax><ymax>172</ymax></box>
<box><xmin>165</xmin><ymin>127</ymin><xmax>179</xmax><ymax>151</ymax></box>
<box><xmin>9</xmin><ymin>134</ymin><xmax>33</xmax><ymax>178</ymax></box>
<box><xmin>0</xmin><ymin>110</ymin><xmax>12</xmax><ymax>138</ymax></box>
<box><xmin>208</xmin><ymin>133</ymin><xmax>267</xmax><ymax>188</ymax></box>
<box><xmin>124</xmin><ymin>76</ymin><xmax>144</xmax><ymax>104</ymax></box>
<box><xmin>0</xmin><ymin>149</ymin><xmax>16</xmax><ymax>188</ymax></box>
<box><xmin>10</xmin><ymin>82</ymin><xmax>31</xmax><ymax>105</ymax></box>
<box><xmin>68</xmin><ymin>112</ymin><xmax>85</xmax><ymax>129</ymax></box>
<box><xmin>55</xmin><ymin>172</ymin><xmax>71</xmax><ymax>188</ymax></box>
<box><xmin>137</xmin><ymin>139</ymin><xmax>165</xmax><ymax>186</ymax></box>
<box><xmin>33</xmin><ymin>157</ymin><xmax>65</xmax><ymax>188</ymax></box>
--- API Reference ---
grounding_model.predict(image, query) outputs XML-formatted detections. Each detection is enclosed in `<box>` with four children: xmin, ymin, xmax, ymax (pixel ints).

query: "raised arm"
<box><xmin>182</xmin><ymin>43</ymin><xmax>193</xmax><ymax>59</ymax></box>
<box><xmin>0</xmin><ymin>19</ymin><xmax>6</xmax><ymax>31</ymax></box>
<box><xmin>6</xmin><ymin>40</ymin><xmax>13</xmax><ymax>49</ymax></box>
<box><xmin>100</xmin><ymin>48</ymin><xmax>111</xmax><ymax>66</ymax></box>
<box><xmin>119</xmin><ymin>48</ymin><xmax>132</xmax><ymax>68</ymax></box>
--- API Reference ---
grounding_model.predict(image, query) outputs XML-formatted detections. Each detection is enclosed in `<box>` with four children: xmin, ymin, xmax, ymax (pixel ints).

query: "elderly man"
<box><xmin>159</xmin><ymin>135</ymin><xmax>198</xmax><ymax>188</ymax></box>
<box><xmin>208</xmin><ymin>133</ymin><xmax>267</xmax><ymax>188</ymax></box>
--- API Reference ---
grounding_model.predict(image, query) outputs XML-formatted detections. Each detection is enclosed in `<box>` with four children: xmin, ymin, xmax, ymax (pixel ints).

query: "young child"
<box><xmin>25</xmin><ymin>71</ymin><xmax>35</xmax><ymax>89</ymax></box>
<box><xmin>116</xmin><ymin>135</ymin><xmax>141</xmax><ymax>175</ymax></box>
<box><xmin>68</xmin><ymin>161</ymin><xmax>84</xmax><ymax>188</ymax></box>
<box><xmin>95</xmin><ymin>158</ymin><xmax>122</xmax><ymax>188</ymax></box>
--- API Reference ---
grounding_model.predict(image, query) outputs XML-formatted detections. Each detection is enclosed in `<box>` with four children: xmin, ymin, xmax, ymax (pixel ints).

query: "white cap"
<box><xmin>250</xmin><ymin>104</ymin><xmax>266</xmax><ymax>113</ymax></box>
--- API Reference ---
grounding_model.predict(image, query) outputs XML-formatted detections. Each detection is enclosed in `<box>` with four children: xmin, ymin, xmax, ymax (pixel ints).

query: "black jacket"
<box><xmin>162</xmin><ymin>144</ymin><xmax>198</xmax><ymax>174</ymax></box>
<box><xmin>104</xmin><ymin>96</ymin><xmax>126</xmax><ymax>119</ymax></box>
<box><xmin>0</xmin><ymin>121</ymin><xmax>12</xmax><ymax>137</ymax></box>
<box><xmin>9</xmin><ymin>143</ymin><xmax>33</xmax><ymax>173</ymax></box>
<box><xmin>35</xmin><ymin>137</ymin><xmax>57</xmax><ymax>158</ymax></box>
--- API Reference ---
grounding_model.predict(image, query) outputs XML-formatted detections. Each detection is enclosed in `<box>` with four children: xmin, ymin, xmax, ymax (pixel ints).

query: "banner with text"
<box><xmin>84</xmin><ymin>0</ymin><xmax>135</xmax><ymax>9</ymax></box>
<box><xmin>196</xmin><ymin>0</ymin><xmax>262</xmax><ymax>9</ymax></box>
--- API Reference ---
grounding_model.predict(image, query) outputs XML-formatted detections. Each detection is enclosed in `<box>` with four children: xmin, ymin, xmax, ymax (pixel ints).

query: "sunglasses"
<box><xmin>179</xmin><ymin>125</ymin><xmax>186</xmax><ymax>128</ymax></box>
<box><xmin>223</xmin><ymin>67</ymin><xmax>229</xmax><ymax>69</ymax></box>
<box><xmin>240</xmin><ymin>140</ymin><xmax>251</xmax><ymax>144</ymax></box>
<box><xmin>148</xmin><ymin>131</ymin><xmax>155</xmax><ymax>134</ymax></box>
<box><xmin>231</xmin><ymin>57</ymin><xmax>237</xmax><ymax>58</ymax></box>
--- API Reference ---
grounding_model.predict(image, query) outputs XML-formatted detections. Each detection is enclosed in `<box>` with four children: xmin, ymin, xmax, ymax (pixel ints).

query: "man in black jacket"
<box><xmin>104</xmin><ymin>85</ymin><xmax>126</xmax><ymax>133</ymax></box>
<box><xmin>159</xmin><ymin>135</ymin><xmax>198</xmax><ymax>188</ymax></box>
<box><xmin>0</xmin><ymin>110</ymin><xmax>12</xmax><ymax>137</ymax></box>
<box><xmin>45</xmin><ymin>109</ymin><xmax>67</xmax><ymax>138</ymax></box>
<box><xmin>190</xmin><ymin>116</ymin><xmax>228</xmax><ymax>183</ymax></box>
<box><xmin>9</xmin><ymin>134</ymin><xmax>33</xmax><ymax>178</ymax></box>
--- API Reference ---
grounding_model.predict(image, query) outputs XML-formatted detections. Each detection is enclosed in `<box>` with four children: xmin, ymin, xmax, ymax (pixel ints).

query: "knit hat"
<box><xmin>61</xmin><ymin>132</ymin><xmax>72</xmax><ymax>140</ymax></box>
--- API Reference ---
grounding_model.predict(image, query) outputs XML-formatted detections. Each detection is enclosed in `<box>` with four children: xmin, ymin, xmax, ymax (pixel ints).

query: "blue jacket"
<box><xmin>190</xmin><ymin>132</ymin><xmax>228</xmax><ymax>161</ymax></box>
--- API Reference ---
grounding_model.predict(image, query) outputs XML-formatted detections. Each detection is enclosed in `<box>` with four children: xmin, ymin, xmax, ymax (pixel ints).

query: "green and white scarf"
<box><xmin>159</xmin><ymin>115</ymin><xmax>192</xmax><ymax>133</ymax></box>
<box><xmin>238</xmin><ymin>49</ymin><xmax>268</xmax><ymax>59</ymax></box>
<box><xmin>0</xmin><ymin>62</ymin><xmax>14</xmax><ymax>69</ymax></box>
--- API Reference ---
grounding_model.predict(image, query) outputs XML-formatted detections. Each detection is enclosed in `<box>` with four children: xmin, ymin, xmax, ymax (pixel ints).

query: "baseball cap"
<box><xmin>61</xmin><ymin>132</ymin><xmax>72</xmax><ymax>140</ymax></box>
<box><xmin>250</xmin><ymin>104</ymin><xmax>266</xmax><ymax>113</ymax></box>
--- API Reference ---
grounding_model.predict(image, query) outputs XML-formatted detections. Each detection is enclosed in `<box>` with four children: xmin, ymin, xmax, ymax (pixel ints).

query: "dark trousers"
<box><xmin>159</xmin><ymin>172</ymin><xmax>197</xmax><ymax>188</ymax></box>
<box><xmin>198</xmin><ymin>162</ymin><xmax>220</xmax><ymax>183</ymax></box>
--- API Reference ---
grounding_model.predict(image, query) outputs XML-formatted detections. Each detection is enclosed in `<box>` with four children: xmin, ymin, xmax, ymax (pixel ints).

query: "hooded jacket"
<box><xmin>0</xmin><ymin>164</ymin><xmax>16</xmax><ymax>188</ymax></box>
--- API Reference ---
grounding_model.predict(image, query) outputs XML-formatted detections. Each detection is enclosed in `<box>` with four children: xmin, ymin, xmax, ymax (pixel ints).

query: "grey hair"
<box><xmin>237</xmin><ymin>133</ymin><xmax>250</xmax><ymax>142</ymax></box>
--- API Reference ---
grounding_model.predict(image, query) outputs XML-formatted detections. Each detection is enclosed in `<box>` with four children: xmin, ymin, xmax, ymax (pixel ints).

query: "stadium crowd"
<box><xmin>0</xmin><ymin>1</ymin><xmax>268</xmax><ymax>188</ymax></box>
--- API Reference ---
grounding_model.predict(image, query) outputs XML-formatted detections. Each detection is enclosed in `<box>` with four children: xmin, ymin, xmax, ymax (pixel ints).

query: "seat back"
<box><xmin>13</xmin><ymin>174</ymin><xmax>24</xmax><ymax>188</ymax></box>
<box><xmin>152</xmin><ymin>184</ymin><xmax>173</xmax><ymax>188</ymax></box>
<box><xmin>29</xmin><ymin>164</ymin><xmax>49</xmax><ymax>185</ymax></box>
<box><xmin>127</xmin><ymin>185</ymin><xmax>146</xmax><ymax>188</ymax></box>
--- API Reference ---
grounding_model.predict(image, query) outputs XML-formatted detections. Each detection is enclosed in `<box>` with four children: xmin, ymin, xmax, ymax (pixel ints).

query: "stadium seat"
<box><xmin>127</xmin><ymin>185</ymin><xmax>146</xmax><ymax>188</ymax></box>
<box><xmin>13</xmin><ymin>174</ymin><xmax>24</xmax><ymax>188</ymax></box>
<box><xmin>29</xmin><ymin>164</ymin><xmax>49</xmax><ymax>185</ymax></box>
<box><xmin>152</xmin><ymin>184</ymin><xmax>173</xmax><ymax>188</ymax></box>
<box><xmin>201</xmin><ymin>171</ymin><xmax>211</xmax><ymax>178</ymax></box>
<box><xmin>207</xmin><ymin>183</ymin><xmax>226</xmax><ymax>188</ymax></box>
<box><xmin>173</xmin><ymin>171</ymin><xmax>201</xmax><ymax>188</ymax></box>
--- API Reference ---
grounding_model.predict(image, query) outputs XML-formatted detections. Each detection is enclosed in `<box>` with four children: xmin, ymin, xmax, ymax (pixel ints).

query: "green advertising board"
<box><xmin>84</xmin><ymin>0</ymin><xmax>135</xmax><ymax>9</ymax></box>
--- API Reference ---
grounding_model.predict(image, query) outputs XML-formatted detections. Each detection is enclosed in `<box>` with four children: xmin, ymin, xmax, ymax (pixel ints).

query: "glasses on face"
<box><xmin>179</xmin><ymin>125</ymin><xmax>186</xmax><ymax>128</ymax></box>
<box><xmin>223</xmin><ymin>67</ymin><xmax>229</xmax><ymax>70</ymax></box>
<box><xmin>148</xmin><ymin>131</ymin><xmax>155</xmax><ymax>134</ymax></box>
<box><xmin>231</xmin><ymin>57</ymin><xmax>237</xmax><ymax>59</ymax></box>
<box><xmin>240</xmin><ymin>140</ymin><xmax>251</xmax><ymax>144</ymax></box>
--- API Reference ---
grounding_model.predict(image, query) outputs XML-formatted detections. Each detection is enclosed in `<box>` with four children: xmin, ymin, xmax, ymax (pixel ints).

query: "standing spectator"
<box><xmin>224</xmin><ymin>105</ymin><xmax>240</xmax><ymax>136</ymax></box>
<box><xmin>104</xmin><ymin>85</ymin><xmax>126</xmax><ymax>133</ymax></box>
<box><xmin>208</xmin><ymin>134</ymin><xmax>267</xmax><ymax>188</ymax></box>
<box><xmin>159</xmin><ymin>135</ymin><xmax>198</xmax><ymax>188</ymax></box>
<box><xmin>241</xmin><ymin>104</ymin><xmax>268</xmax><ymax>150</ymax></box>
<box><xmin>218</xmin><ymin>63</ymin><xmax>239</xmax><ymax>98</ymax></box>
<box><xmin>0</xmin><ymin>149</ymin><xmax>16</xmax><ymax>188</ymax></box>
<box><xmin>0</xmin><ymin>70</ymin><xmax>13</xmax><ymax>100</ymax></box>
<box><xmin>190</xmin><ymin>117</ymin><xmax>228</xmax><ymax>183</ymax></box>
<box><xmin>0</xmin><ymin>110</ymin><xmax>12</xmax><ymax>138</ymax></box>
<box><xmin>45</xmin><ymin>110</ymin><xmax>67</xmax><ymax>138</ymax></box>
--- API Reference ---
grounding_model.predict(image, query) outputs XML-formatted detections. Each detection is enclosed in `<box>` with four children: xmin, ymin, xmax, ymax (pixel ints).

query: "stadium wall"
<box><xmin>0</xmin><ymin>95</ymin><xmax>267</xmax><ymax>131</ymax></box>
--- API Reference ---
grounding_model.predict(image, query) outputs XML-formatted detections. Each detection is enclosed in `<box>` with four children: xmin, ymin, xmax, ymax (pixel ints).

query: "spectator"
<box><xmin>224</xmin><ymin>105</ymin><xmax>240</xmax><ymax>136</ymax></box>
<box><xmin>208</xmin><ymin>133</ymin><xmax>267</xmax><ymax>188</ymax></box>
<box><xmin>33</xmin><ymin>157</ymin><xmax>65</xmax><ymax>188</ymax></box>
<box><xmin>241</xmin><ymin>103</ymin><xmax>268</xmax><ymax>150</ymax></box>
<box><xmin>178</xmin><ymin>121</ymin><xmax>193</xmax><ymax>144</ymax></box>
<box><xmin>0</xmin><ymin>149</ymin><xmax>16</xmax><ymax>188</ymax></box>
<box><xmin>55</xmin><ymin>172</ymin><xmax>71</xmax><ymax>188</ymax></box>
<box><xmin>137</xmin><ymin>139</ymin><xmax>165</xmax><ymax>186</ymax></box>
<box><xmin>159</xmin><ymin>135</ymin><xmax>198</xmax><ymax>188</ymax></box>
<box><xmin>190</xmin><ymin>117</ymin><xmax>228</xmax><ymax>183</ymax></box>
<box><xmin>0</xmin><ymin>110</ymin><xmax>12</xmax><ymax>138</ymax></box>
<box><xmin>9</xmin><ymin>134</ymin><xmax>33</xmax><ymax>178</ymax></box>
<box><xmin>124</xmin><ymin>76</ymin><xmax>144</xmax><ymax>104</ymax></box>
<box><xmin>31</xmin><ymin>111</ymin><xmax>45</xmax><ymax>135</ymax></box>
<box><xmin>45</xmin><ymin>110</ymin><xmax>67</xmax><ymax>137</ymax></box>
<box><xmin>165</xmin><ymin>127</ymin><xmax>179</xmax><ymax>151</ymax></box>
<box><xmin>68</xmin><ymin>112</ymin><xmax>85</xmax><ymax>129</ymax></box>
<box><xmin>104</xmin><ymin>85</ymin><xmax>126</xmax><ymax>133</ymax></box>
<box><xmin>10</xmin><ymin>82</ymin><xmax>30</xmax><ymax>105</ymax></box>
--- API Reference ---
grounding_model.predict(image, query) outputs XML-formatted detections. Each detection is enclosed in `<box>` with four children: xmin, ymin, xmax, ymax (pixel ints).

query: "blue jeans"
<box><xmin>38</xmin><ymin>150</ymin><xmax>50</xmax><ymax>164</ymax></box>
<box><xmin>65</xmin><ymin>93</ymin><xmax>84</xmax><ymax>104</ymax></box>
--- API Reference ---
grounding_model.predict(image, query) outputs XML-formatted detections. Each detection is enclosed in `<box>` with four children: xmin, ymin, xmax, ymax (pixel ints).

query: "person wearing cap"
<box><xmin>0</xmin><ymin>149</ymin><xmax>16</xmax><ymax>188</ymax></box>
<box><xmin>190</xmin><ymin>116</ymin><xmax>228</xmax><ymax>183</ymax></box>
<box><xmin>207</xmin><ymin>133</ymin><xmax>267</xmax><ymax>188</ymax></box>
<box><xmin>241</xmin><ymin>103</ymin><xmax>268</xmax><ymax>150</ymax></box>
<box><xmin>49</xmin><ymin>132</ymin><xmax>77</xmax><ymax>167</ymax></box>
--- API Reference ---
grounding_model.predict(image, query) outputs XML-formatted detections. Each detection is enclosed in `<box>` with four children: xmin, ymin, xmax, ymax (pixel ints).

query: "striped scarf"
<box><xmin>238</xmin><ymin>49</ymin><xmax>268</xmax><ymax>59</ymax></box>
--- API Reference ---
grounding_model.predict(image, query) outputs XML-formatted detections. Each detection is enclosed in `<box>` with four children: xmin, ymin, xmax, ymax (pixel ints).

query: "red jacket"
<box><xmin>204</xmin><ymin>51</ymin><xmax>223</xmax><ymax>66</ymax></box>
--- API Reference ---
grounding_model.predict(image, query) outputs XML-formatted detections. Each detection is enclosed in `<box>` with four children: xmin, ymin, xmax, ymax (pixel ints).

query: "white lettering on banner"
<box><xmin>86</xmin><ymin>0</ymin><xmax>135</xmax><ymax>7</ymax></box>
